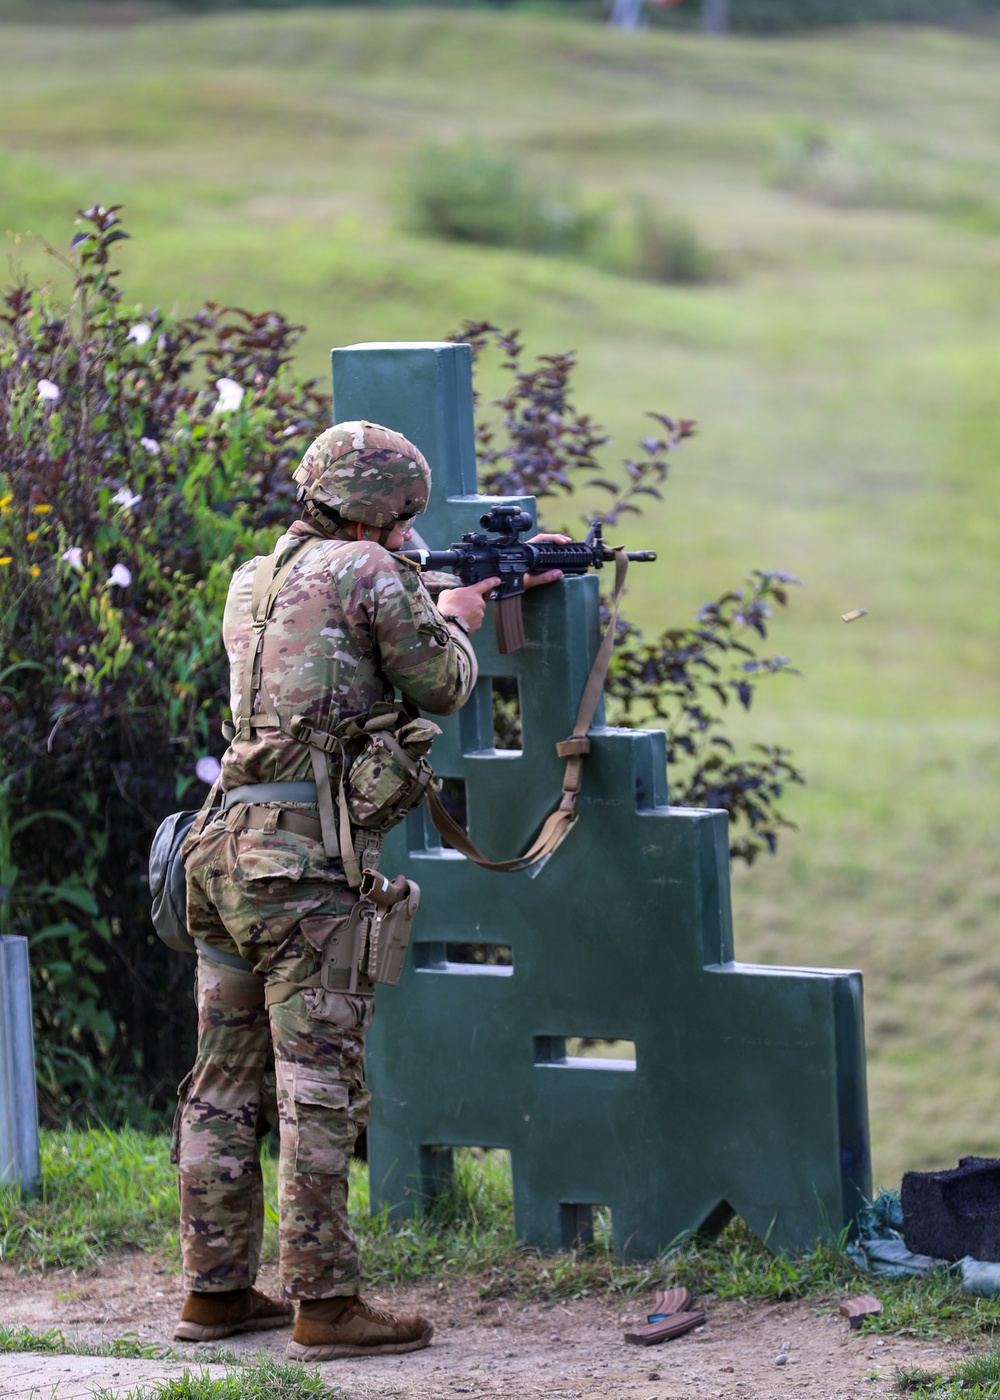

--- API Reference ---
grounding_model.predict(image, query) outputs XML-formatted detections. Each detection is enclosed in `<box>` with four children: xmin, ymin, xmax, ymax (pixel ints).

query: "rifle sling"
<box><xmin>426</xmin><ymin>549</ymin><xmax>629</xmax><ymax>874</ymax></box>
<box><xmin>229</xmin><ymin>537</ymin><xmax>626</xmax><ymax>879</ymax></box>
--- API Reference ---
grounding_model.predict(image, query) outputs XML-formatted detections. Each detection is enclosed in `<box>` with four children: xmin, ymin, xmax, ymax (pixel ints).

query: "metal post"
<box><xmin>609</xmin><ymin>0</ymin><xmax>646</xmax><ymax>30</ymax></box>
<box><xmin>0</xmin><ymin>936</ymin><xmax>41</xmax><ymax>1195</ymax></box>
<box><xmin>702</xmin><ymin>0</ymin><xmax>730</xmax><ymax>32</ymax></box>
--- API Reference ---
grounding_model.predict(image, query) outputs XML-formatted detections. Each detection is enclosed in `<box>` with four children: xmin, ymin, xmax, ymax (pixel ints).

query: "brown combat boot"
<box><xmin>287</xmin><ymin>1294</ymin><xmax>433</xmax><ymax>1360</ymax></box>
<box><xmin>174</xmin><ymin>1286</ymin><xmax>294</xmax><ymax>1341</ymax></box>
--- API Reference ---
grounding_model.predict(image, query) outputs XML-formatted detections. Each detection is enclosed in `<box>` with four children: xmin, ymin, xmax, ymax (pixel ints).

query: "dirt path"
<box><xmin>0</xmin><ymin>1253</ymin><xmax>971</xmax><ymax>1399</ymax></box>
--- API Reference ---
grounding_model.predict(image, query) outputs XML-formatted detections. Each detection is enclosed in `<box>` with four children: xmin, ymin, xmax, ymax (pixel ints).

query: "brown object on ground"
<box><xmin>648</xmin><ymin>1286</ymin><xmax>692</xmax><ymax>1319</ymax></box>
<box><xmin>839</xmin><ymin>1294</ymin><xmax>884</xmax><ymax>1329</ymax></box>
<box><xmin>624</xmin><ymin>1309</ymin><xmax>707</xmax><ymax>1345</ymax></box>
<box><xmin>173</xmin><ymin>1285</ymin><xmax>293</xmax><ymax>1342</ymax></box>
<box><xmin>287</xmin><ymin>1292</ymin><xmax>434</xmax><ymax>1360</ymax></box>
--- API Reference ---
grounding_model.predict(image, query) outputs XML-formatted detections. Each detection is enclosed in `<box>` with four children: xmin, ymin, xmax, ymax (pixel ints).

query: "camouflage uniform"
<box><xmin>176</xmin><ymin>478</ymin><xmax>477</xmax><ymax>1300</ymax></box>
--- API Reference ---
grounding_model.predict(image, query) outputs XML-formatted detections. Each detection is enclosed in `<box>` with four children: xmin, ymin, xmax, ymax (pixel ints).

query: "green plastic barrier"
<box><xmin>332</xmin><ymin>340</ymin><xmax>871</xmax><ymax>1258</ymax></box>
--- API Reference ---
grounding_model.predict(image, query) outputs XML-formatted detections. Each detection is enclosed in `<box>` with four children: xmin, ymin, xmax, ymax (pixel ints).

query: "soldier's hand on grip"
<box><xmin>438</xmin><ymin>577</ymin><xmax>501</xmax><ymax>634</ymax></box>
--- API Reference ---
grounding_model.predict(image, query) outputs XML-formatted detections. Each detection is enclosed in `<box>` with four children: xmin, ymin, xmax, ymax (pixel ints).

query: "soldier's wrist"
<box><xmin>441</xmin><ymin>612</ymin><xmax>472</xmax><ymax>637</ymax></box>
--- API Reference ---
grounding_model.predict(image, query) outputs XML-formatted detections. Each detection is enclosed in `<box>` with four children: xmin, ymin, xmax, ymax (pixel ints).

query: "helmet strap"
<box><xmin>356</xmin><ymin>522</ymin><xmax>392</xmax><ymax>546</ymax></box>
<box><xmin>303</xmin><ymin>499</ymin><xmax>344</xmax><ymax>538</ymax></box>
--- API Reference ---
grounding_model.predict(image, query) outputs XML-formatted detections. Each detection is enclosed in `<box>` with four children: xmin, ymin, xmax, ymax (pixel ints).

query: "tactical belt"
<box><xmin>222</xmin><ymin>781</ymin><xmax>325</xmax><ymax>847</ymax></box>
<box><xmin>198</xmin><ymin>778</ymin><xmax>379</xmax><ymax>1001</ymax></box>
<box><xmin>246</xmin><ymin>808</ymin><xmax>323</xmax><ymax>843</ymax></box>
<box><xmin>224</xmin><ymin>781</ymin><xmax>319</xmax><ymax>806</ymax></box>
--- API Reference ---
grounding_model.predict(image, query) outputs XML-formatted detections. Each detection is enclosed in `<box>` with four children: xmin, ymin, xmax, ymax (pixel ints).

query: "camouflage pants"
<box><xmin>175</xmin><ymin>806</ymin><xmax>373</xmax><ymax>1299</ymax></box>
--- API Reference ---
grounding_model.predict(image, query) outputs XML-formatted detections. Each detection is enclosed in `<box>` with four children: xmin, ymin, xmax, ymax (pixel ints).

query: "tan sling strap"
<box><xmin>425</xmin><ymin>548</ymin><xmax>630</xmax><ymax>875</ymax></box>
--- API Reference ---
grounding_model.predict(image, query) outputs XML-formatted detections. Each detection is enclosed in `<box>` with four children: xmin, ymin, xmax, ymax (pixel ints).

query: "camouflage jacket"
<box><xmin>220</xmin><ymin>518</ymin><xmax>477</xmax><ymax>789</ymax></box>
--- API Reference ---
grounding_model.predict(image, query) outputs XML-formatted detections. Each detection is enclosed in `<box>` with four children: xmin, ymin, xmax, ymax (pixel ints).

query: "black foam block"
<box><xmin>902</xmin><ymin>1157</ymin><xmax>1000</xmax><ymax>1262</ymax></box>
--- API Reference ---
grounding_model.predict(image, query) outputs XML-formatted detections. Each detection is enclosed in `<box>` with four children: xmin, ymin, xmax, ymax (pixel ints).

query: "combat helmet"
<box><xmin>293</xmin><ymin>421</ymin><xmax>431</xmax><ymax>540</ymax></box>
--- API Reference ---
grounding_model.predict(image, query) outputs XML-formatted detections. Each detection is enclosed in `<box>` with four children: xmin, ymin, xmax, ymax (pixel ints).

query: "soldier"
<box><xmin>172</xmin><ymin>421</ymin><xmax>562</xmax><ymax>1361</ymax></box>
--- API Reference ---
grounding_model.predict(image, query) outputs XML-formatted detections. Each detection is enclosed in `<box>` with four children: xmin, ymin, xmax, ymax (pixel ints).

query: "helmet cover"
<box><xmin>293</xmin><ymin>421</ymin><xmax>431</xmax><ymax>530</ymax></box>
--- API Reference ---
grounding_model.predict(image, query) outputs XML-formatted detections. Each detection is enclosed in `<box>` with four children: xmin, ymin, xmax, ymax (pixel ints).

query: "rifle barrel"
<box><xmin>394</xmin><ymin>544</ymin><xmax>657</xmax><ymax>573</ymax></box>
<box><xmin>395</xmin><ymin>549</ymin><xmax>461</xmax><ymax>569</ymax></box>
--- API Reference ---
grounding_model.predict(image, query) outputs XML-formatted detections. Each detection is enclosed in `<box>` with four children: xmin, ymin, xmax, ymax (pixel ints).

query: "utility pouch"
<box><xmin>357</xmin><ymin>870</ymin><xmax>421</xmax><ymax>986</ymax></box>
<box><xmin>335</xmin><ymin>702</ymin><xmax>442</xmax><ymax>834</ymax></box>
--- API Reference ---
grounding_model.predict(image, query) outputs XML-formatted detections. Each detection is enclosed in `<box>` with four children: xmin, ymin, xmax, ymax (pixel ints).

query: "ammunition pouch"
<box><xmin>331</xmin><ymin>702</ymin><xmax>442</xmax><ymax>835</ymax></box>
<box><xmin>286</xmin><ymin>701</ymin><xmax>438</xmax><ymax>886</ymax></box>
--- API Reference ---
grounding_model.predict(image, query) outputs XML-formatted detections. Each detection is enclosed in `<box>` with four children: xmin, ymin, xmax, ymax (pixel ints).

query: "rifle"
<box><xmin>396</xmin><ymin>504</ymin><xmax>656</xmax><ymax>652</ymax></box>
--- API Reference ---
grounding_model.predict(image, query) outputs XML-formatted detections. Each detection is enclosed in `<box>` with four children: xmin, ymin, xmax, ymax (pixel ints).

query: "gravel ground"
<box><xmin>0</xmin><ymin>1252</ymin><xmax>971</xmax><ymax>1399</ymax></box>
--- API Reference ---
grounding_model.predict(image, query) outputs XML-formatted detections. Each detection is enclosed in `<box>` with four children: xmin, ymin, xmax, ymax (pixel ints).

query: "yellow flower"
<box><xmin>32</xmin><ymin>504</ymin><xmax>52</xmax><ymax>515</ymax></box>
<box><xmin>0</xmin><ymin>495</ymin><xmax>11</xmax><ymax>514</ymax></box>
<box><xmin>26</xmin><ymin>531</ymin><xmax>37</xmax><ymax>543</ymax></box>
<box><xmin>0</xmin><ymin>557</ymin><xmax>11</xmax><ymax>566</ymax></box>
<box><xmin>29</xmin><ymin>566</ymin><xmax>40</xmax><ymax>577</ymax></box>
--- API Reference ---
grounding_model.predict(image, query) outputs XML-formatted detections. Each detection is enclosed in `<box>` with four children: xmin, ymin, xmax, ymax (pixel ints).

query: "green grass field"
<box><xmin>2</xmin><ymin>8</ymin><xmax>999</xmax><ymax>1188</ymax></box>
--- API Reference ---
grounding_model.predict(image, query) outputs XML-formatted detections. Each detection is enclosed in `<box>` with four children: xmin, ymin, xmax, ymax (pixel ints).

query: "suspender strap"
<box><xmin>304</xmin><ymin>743</ymin><xmax>349</xmax><ymax>869</ymax></box>
<box><xmin>426</xmin><ymin>549</ymin><xmax>629</xmax><ymax>875</ymax></box>
<box><xmin>235</xmin><ymin>539</ymin><xmax>323</xmax><ymax>741</ymax></box>
<box><xmin>189</xmin><ymin>776</ymin><xmax>223</xmax><ymax>841</ymax></box>
<box><xmin>228</xmin><ymin>536</ymin><xmax>382</xmax><ymax>887</ymax></box>
<box><xmin>292</xmin><ymin>714</ymin><xmax>366</xmax><ymax>887</ymax></box>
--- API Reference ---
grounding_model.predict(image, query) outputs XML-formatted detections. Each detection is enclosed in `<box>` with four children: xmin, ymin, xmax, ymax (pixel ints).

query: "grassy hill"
<box><xmin>2</xmin><ymin>7</ymin><xmax>999</xmax><ymax>1187</ymax></box>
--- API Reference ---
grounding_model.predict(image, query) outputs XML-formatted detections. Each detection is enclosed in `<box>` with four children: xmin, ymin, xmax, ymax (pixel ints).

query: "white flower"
<box><xmin>214</xmin><ymin>378</ymin><xmax>244</xmax><ymax>413</ymax></box>
<box><xmin>127</xmin><ymin>323</ymin><xmax>152</xmax><ymax>346</ymax></box>
<box><xmin>195</xmin><ymin>756</ymin><xmax>222</xmax><ymax>785</ymax></box>
<box><xmin>62</xmin><ymin>547</ymin><xmax>84</xmax><ymax>571</ymax></box>
<box><xmin>140</xmin><ymin>437</ymin><xmax>161</xmax><ymax>454</ymax></box>
<box><xmin>38</xmin><ymin>379</ymin><xmax>60</xmax><ymax>402</ymax></box>
<box><xmin>112</xmin><ymin>486</ymin><xmax>142</xmax><ymax>510</ymax></box>
<box><xmin>108</xmin><ymin>563</ymin><xmax>132</xmax><ymax>588</ymax></box>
